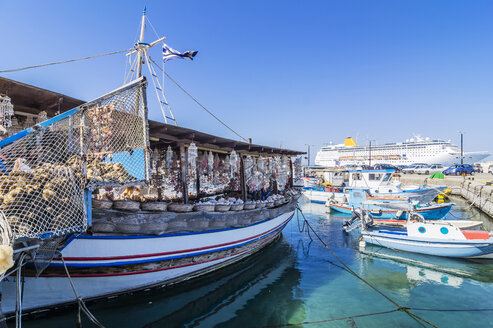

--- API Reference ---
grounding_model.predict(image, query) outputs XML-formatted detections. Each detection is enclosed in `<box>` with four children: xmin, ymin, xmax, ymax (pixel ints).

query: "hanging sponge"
<box><xmin>0</xmin><ymin>245</ymin><xmax>14</xmax><ymax>275</ymax></box>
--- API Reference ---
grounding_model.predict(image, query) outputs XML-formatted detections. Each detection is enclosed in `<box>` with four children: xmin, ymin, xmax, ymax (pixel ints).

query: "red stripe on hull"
<box><xmin>38</xmin><ymin>225</ymin><xmax>285</xmax><ymax>278</ymax></box>
<box><xmin>59</xmin><ymin>213</ymin><xmax>294</xmax><ymax>262</ymax></box>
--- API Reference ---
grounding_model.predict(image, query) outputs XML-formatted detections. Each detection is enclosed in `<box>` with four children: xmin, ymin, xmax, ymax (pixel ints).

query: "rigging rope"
<box><xmin>148</xmin><ymin>57</ymin><xmax>249</xmax><ymax>142</ymax></box>
<box><xmin>0</xmin><ymin>49</ymin><xmax>132</xmax><ymax>73</ymax></box>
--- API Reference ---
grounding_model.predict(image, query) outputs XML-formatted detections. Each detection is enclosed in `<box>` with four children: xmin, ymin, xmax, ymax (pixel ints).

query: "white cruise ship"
<box><xmin>315</xmin><ymin>136</ymin><xmax>490</xmax><ymax>167</ymax></box>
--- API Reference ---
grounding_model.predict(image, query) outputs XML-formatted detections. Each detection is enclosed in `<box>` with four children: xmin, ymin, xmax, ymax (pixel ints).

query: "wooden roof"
<box><xmin>0</xmin><ymin>77</ymin><xmax>304</xmax><ymax>156</ymax></box>
<box><xmin>148</xmin><ymin>121</ymin><xmax>304</xmax><ymax>156</ymax></box>
<box><xmin>0</xmin><ymin>77</ymin><xmax>85</xmax><ymax>116</ymax></box>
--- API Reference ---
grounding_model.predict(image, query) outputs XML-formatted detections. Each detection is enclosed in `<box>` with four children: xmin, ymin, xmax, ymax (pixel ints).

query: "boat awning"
<box><xmin>0</xmin><ymin>77</ymin><xmax>304</xmax><ymax>157</ymax></box>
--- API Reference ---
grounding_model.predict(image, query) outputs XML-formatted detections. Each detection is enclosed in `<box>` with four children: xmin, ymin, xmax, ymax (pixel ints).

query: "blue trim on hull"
<box><xmin>329</xmin><ymin>203</ymin><xmax>452</xmax><ymax>220</ymax></box>
<box><xmin>51</xmin><ymin>219</ymin><xmax>291</xmax><ymax>268</ymax></box>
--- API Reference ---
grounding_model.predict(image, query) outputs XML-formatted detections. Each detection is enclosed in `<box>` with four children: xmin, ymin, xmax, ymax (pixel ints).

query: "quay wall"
<box><xmin>399</xmin><ymin>174</ymin><xmax>493</xmax><ymax>218</ymax></box>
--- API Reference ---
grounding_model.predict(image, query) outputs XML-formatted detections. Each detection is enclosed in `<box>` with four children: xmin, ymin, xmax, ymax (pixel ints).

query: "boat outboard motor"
<box><xmin>343</xmin><ymin>208</ymin><xmax>363</xmax><ymax>232</ymax></box>
<box><xmin>409</xmin><ymin>211</ymin><xmax>425</xmax><ymax>223</ymax></box>
<box><xmin>362</xmin><ymin>212</ymin><xmax>374</xmax><ymax>228</ymax></box>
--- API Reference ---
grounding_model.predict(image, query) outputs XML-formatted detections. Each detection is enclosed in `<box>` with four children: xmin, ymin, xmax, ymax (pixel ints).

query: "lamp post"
<box><xmin>367</xmin><ymin>139</ymin><xmax>375</xmax><ymax>167</ymax></box>
<box><xmin>305</xmin><ymin>144</ymin><xmax>314</xmax><ymax>166</ymax></box>
<box><xmin>458</xmin><ymin>131</ymin><xmax>465</xmax><ymax>164</ymax></box>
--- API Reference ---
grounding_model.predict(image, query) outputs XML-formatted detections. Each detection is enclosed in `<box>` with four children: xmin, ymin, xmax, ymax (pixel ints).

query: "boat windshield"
<box><xmin>382</xmin><ymin>173</ymin><xmax>392</xmax><ymax>182</ymax></box>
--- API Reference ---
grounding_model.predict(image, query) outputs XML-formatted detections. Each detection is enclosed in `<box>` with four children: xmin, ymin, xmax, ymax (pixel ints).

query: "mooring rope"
<box><xmin>15</xmin><ymin>253</ymin><xmax>27</xmax><ymax>328</ymax></box>
<box><xmin>258</xmin><ymin>308</ymin><xmax>400</xmax><ymax>327</ymax></box>
<box><xmin>58</xmin><ymin>252</ymin><xmax>105</xmax><ymax>328</ymax></box>
<box><xmin>295</xmin><ymin>206</ymin><xmax>439</xmax><ymax>328</ymax></box>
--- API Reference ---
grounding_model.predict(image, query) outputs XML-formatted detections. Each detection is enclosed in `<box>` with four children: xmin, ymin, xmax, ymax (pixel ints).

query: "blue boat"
<box><xmin>329</xmin><ymin>189</ymin><xmax>454</xmax><ymax>220</ymax></box>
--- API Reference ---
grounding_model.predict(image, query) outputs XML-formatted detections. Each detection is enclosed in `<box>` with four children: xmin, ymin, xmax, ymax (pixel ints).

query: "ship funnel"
<box><xmin>344</xmin><ymin>137</ymin><xmax>357</xmax><ymax>146</ymax></box>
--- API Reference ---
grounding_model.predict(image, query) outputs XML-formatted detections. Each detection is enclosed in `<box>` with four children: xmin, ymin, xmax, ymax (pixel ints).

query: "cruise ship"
<box><xmin>315</xmin><ymin>136</ymin><xmax>490</xmax><ymax>167</ymax></box>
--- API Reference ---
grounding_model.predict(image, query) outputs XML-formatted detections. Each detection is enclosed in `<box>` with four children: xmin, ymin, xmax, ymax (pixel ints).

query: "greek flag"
<box><xmin>162</xmin><ymin>44</ymin><xmax>198</xmax><ymax>62</ymax></box>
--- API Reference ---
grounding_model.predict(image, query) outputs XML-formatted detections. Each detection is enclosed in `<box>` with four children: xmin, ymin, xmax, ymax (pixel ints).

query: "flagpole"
<box><xmin>136</xmin><ymin>7</ymin><xmax>146</xmax><ymax>78</ymax></box>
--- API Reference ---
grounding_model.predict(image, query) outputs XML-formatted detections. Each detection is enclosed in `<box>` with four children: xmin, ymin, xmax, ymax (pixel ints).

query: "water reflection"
<box><xmin>19</xmin><ymin>237</ymin><xmax>302</xmax><ymax>328</ymax></box>
<box><xmin>360</xmin><ymin>244</ymin><xmax>493</xmax><ymax>285</ymax></box>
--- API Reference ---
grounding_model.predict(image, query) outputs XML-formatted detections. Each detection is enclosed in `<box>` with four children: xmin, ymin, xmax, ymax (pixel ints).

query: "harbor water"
<box><xmin>18</xmin><ymin>197</ymin><xmax>493</xmax><ymax>327</ymax></box>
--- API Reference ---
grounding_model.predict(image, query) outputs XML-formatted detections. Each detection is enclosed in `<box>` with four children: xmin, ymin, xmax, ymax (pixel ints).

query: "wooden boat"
<box><xmin>1</xmin><ymin>200</ymin><xmax>297</xmax><ymax>313</ymax></box>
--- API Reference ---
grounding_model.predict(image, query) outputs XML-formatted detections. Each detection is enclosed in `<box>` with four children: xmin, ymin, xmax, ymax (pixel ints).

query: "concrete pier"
<box><xmin>399</xmin><ymin>173</ymin><xmax>493</xmax><ymax>218</ymax></box>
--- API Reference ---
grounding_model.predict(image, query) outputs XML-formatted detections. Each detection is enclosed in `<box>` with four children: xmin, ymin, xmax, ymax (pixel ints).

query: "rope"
<box><xmin>410</xmin><ymin>307</ymin><xmax>493</xmax><ymax>312</ymax></box>
<box><xmin>295</xmin><ymin>206</ymin><xmax>440</xmax><ymax>328</ymax></box>
<box><xmin>148</xmin><ymin>57</ymin><xmax>249</xmax><ymax>142</ymax></box>
<box><xmin>58</xmin><ymin>252</ymin><xmax>105</xmax><ymax>328</ymax></box>
<box><xmin>258</xmin><ymin>308</ymin><xmax>400</xmax><ymax>327</ymax></box>
<box><xmin>15</xmin><ymin>253</ymin><xmax>28</xmax><ymax>328</ymax></box>
<box><xmin>0</xmin><ymin>49</ymin><xmax>132</xmax><ymax>73</ymax></box>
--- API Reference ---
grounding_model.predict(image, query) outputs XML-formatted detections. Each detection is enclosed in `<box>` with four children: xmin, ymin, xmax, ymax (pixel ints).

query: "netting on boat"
<box><xmin>84</xmin><ymin>80</ymin><xmax>149</xmax><ymax>189</ymax></box>
<box><xmin>0</xmin><ymin>78</ymin><xmax>149</xmax><ymax>239</ymax></box>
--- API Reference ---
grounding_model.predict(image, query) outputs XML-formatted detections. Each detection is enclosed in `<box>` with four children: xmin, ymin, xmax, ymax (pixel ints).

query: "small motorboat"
<box><xmin>328</xmin><ymin>188</ymin><xmax>454</xmax><ymax>220</ymax></box>
<box><xmin>344</xmin><ymin>209</ymin><xmax>493</xmax><ymax>259</ymax></box>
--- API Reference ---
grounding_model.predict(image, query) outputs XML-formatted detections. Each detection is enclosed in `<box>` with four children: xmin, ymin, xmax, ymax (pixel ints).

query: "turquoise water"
<box><xmin>17</xmin><ymin>198</ymin><xmax>493</xmax><ymax>327</ymax></box>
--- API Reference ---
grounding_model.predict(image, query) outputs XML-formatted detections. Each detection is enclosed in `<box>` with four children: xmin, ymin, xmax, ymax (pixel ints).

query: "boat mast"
<box><xmin>136</xmin><ymin>7</ymin><xmax>147</xmax><ymax>78</ymax></box>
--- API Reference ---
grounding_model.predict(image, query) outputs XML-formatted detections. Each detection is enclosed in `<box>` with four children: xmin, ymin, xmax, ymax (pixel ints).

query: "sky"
<box><xmin>1</xmin><ymin>0</ymin><xmax>493</xmax><ymax>163</ymax></box>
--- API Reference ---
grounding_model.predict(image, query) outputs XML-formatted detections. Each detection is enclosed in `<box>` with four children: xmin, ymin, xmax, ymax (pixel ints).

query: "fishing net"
<box><xmin>84</xmin><ymin>80</ymin><xmax>149</xmax><ymax>189</ymax></box>
<box><xmin>0</xmin><ymin>78</ymin><xmax>149</xmax><ymax>240</ymax></box>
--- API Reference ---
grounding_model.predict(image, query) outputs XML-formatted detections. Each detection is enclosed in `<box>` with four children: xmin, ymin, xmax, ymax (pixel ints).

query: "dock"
<box><xmin>400</xmin><ymin>173</ymin><xmax>493</xmax><ymax>218</ymax></box>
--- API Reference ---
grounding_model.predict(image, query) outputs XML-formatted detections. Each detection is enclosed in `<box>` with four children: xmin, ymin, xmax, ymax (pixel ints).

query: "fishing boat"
<box><xmin>0</xmin><ymin>10</ymin><xmax>304</xmax><ymax>317</ymax></box>
<box><xmin>302</xmin><ymin>169</ymin><xmax>445</xmax><ymax>204</ymax></box>
<box><xmin>355</xmin><ymin>211</ymin><xmax>493</xmax><ymax>259</ymax></box>
<box><xmin>347</xmin><ymin>209</ymin><xmax>493</xmax><ymax>259</ymax></box>
<box><xmin>328</xmin><ymin>189</ymin><xmax>454</xmax><ymax>220</ymax></box>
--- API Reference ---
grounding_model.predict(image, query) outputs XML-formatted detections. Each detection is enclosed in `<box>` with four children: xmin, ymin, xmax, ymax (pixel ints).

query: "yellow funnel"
<box><xmin>344</xmin><ymin>137</ymin><xmax>357</xmax><ymax>146</ymax></box>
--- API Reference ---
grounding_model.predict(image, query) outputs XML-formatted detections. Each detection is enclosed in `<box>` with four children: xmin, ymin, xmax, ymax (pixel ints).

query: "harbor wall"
<box><xmin>399</xmin><ymin>174</ymin><xmax>493</xmax><ymax>218</ymax></box>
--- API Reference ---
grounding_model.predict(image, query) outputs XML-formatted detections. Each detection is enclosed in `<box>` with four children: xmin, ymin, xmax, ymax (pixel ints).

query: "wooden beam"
<box><xmin>240</xmin><ymin>155</ymin><xmax>247</xmax><ymax>202</ymax></box>
<box><xmin>179</xmin><ymin>143</ymin><xmax>188</xmax><ymax>204</ymax></box>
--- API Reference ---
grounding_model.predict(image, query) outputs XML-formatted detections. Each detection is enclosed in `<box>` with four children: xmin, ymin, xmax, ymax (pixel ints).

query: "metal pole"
<box><xmin>460</xmin><ymin>132</ymin><xmax>464</xmax><ymax>164</ymax></box>
<box><xmin>136</xmin><ymin>8</ymin><xmax>146</xmax><ymax>78</ymax></box>
<box><xmin>289</xmin><ymin>157</ymin><xmax>293</xmax><ymax>188</ymax></box>
<box><xmin>369</xmin><ymin>140</ymin><xmax>371</xmax><ymax>166</ymax></box>
<box><xmin>308</xmin><ymin>145</ymin><xmax>310</xmax><ymax>166</ymax></box>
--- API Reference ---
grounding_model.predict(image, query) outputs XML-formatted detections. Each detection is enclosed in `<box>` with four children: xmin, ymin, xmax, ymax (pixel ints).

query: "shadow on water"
<box><xmin>16</xmin><ymin>236</ymin><xmax>304</xmax><ymax>328</ymax></box>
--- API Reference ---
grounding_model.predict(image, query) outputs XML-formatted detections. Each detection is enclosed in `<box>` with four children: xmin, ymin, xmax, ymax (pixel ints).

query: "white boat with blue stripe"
<box><xmin>346</xmin><ymin>209</ymin><xmax>493</xmax><ymax>259</ymax></box>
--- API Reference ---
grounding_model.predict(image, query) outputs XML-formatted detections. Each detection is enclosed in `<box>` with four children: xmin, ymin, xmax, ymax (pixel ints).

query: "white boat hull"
<box><xmin>1</xmin><ymin>210</ymin><xmax>295</xmax><ymax>314</ymax></box>
<box><xmin>362</xmin><ymin>230</ymin><xmax>493</xmax><ymax>259</ymax></box>
<box><xmin>302</xmin><ymin>189</ymin><xmax>345</xmax><ymax>204</ymax></box>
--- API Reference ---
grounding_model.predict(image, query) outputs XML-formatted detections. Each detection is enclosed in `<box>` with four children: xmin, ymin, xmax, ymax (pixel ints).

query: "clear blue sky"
<box><xmin>2</xmin><ymin>1</ymin><xmax>493</xmax><ymax>162</ymax></box>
